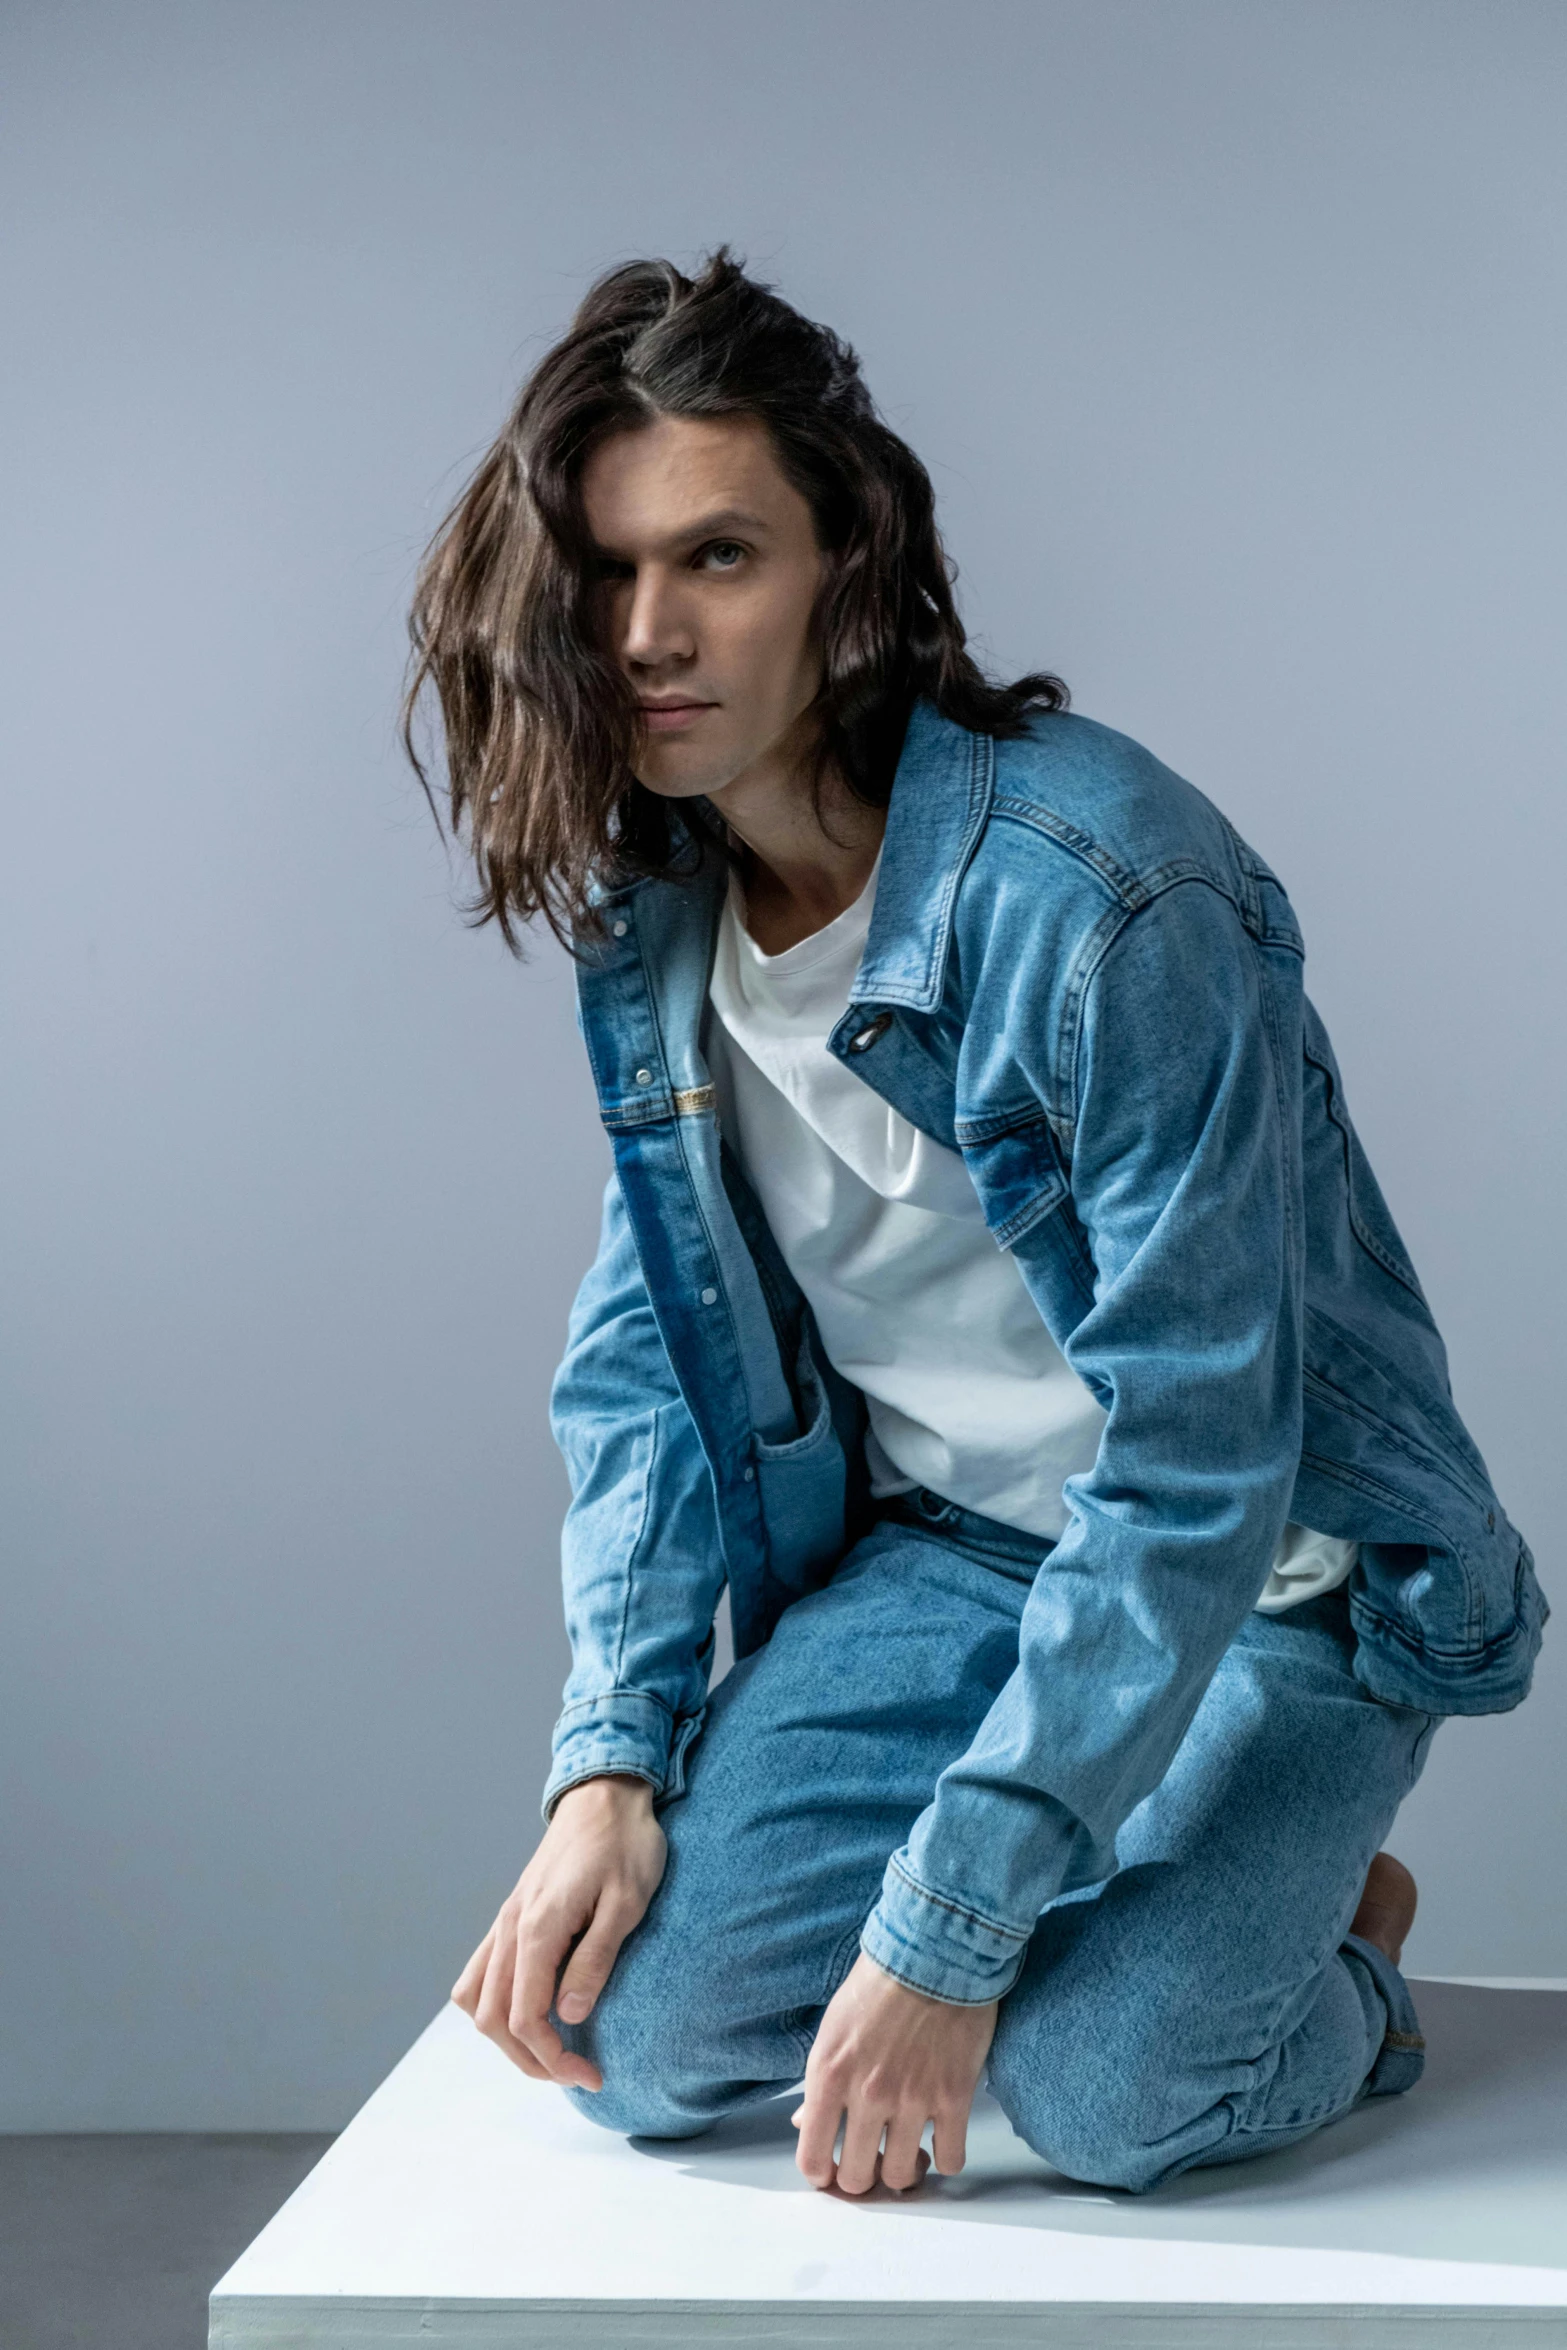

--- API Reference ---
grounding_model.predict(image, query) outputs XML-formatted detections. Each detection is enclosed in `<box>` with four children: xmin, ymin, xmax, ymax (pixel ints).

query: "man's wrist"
<box><xmin>541</xmin><ymin>1691</ymin><xmax>691</xmax><ymax>1825</ymax></box>
<box><xmin>553</xmin><ymin>1771</ymin><xmax>656</xmax><ymax>1816</ymax></box>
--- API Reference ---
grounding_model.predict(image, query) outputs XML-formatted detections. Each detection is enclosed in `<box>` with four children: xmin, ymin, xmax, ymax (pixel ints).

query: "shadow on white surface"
<box><xmin>638</xmin><ymin>1982</ymin><xmax>1567</xmax><ymax>2271</ymax></box>
<box><xmin>211</xmin><ymin>1983</ymin><xmax>1567</xmax><ymax>2343</ymax></box>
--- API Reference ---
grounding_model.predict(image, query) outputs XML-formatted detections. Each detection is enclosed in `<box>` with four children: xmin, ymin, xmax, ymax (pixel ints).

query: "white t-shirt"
<box><xmin>705</xmin><ymin>854</ymin><xmax>1356</xmax><ymax>1614</ymax></box>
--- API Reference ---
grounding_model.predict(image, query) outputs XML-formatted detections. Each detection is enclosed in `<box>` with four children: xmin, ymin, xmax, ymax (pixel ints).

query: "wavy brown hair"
<box><xmin>404</xmin><ymin>249</ymin><xmax>1066</xmax><ymax>948</ymax></box>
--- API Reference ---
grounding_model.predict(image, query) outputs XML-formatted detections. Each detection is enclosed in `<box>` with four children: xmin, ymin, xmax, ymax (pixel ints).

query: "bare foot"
<box><xmin>1350</xmin><ymin>1851</ymin><xmax>1418</xmax><ymax>1965</ymax></box>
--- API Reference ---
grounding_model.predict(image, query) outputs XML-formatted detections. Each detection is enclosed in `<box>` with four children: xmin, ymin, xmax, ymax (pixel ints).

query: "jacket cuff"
<box><xmin>860</xmin><ymin>1850</ymin><xmax>1032</xmax><ymax>2005</ymax></box>
<box><xmin>540</xmin><ymin>1690</ymin><xmax>701</xmax><ymax>1825</ymax></box>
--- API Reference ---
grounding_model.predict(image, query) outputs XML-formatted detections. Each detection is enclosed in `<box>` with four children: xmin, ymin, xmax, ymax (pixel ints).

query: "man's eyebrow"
<box><xmin>678</xmin><ymin>506</ymin><xmax>771</xmax><ymax>537</ymax></box>
<box><xmin>590</xmin><ymin>506</ymin><xmax>774</xmax><ymax>558</ymax></box>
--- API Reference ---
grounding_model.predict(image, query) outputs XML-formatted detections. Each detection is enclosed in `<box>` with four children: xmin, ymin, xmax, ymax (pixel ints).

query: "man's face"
<box><xmin>580</xmin><ymin>412</ymin><xmax>830</xmax><ymax>803</ymax></box>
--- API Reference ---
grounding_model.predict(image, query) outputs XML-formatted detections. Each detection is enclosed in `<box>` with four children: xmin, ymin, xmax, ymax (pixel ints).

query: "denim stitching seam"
<box><xmin>885</xmin><ymin>1853</ymin><xmax>1029</xmax><ymax>1946</ymax></box>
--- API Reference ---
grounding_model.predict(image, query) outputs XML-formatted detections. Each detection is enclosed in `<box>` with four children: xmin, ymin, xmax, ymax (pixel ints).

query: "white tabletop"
<box><xmin>211</xmin><ymin>1979</ymin><xmax>1567</xmax><ymax>2346</ymax></box>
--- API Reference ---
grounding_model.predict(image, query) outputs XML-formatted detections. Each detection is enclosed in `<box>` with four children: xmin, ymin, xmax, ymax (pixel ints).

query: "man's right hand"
<box><xmin>450</xmin><ymin>1774</ymin><xmax>666</xmax><ymax>2091</ymax></box>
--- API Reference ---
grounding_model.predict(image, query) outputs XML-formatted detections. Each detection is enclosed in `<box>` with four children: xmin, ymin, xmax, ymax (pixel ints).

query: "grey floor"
<box><xmin>0</xmin><ymin>2133</ymin><xmax>333</xmax><ymax>2350</ymax></box>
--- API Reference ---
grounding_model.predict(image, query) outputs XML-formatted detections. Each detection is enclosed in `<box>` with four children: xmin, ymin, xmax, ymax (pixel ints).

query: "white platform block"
<box><xmin>211</xmin><ymin>1981</ymin><xmax>1567</xmax><ymax>2346</ymax></box>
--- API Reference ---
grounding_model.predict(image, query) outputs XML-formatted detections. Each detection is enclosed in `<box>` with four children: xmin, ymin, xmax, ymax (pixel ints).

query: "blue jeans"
<box><xmin>560</xmin><ymin>1492</ymin><xmax>1439</xmax><ymax>2193</ymax></box>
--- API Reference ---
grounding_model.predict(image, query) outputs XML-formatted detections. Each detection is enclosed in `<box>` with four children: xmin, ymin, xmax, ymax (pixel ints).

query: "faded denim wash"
<box><xmin>559</xmin><ymin>1491</ymin><xmax>1437</xmax><ymax>2192</ymax></box>
<box><xmin>545</xmin><ymin>701</ymin><xmax>1542</xmax><ymax>2006</ymax></box>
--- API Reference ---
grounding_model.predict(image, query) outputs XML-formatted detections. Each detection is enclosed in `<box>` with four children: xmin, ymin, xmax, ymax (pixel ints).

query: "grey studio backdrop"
<box><xmin>2</xmin><ymin>0</ymin><xmax>1563</xmax><ymax>2132</ymax></box>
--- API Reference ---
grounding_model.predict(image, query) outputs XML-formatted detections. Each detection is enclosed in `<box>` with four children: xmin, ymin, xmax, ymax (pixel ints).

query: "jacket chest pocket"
<box><xmin>958</xmin><ymin>1118</ymin><xmax>1071</xmax><ymax>1252</ymax></box>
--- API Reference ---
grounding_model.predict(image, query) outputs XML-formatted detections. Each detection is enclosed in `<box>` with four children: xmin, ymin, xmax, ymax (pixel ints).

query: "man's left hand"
<box><xmin>792</xmin><ymin>1951</ymin><xmax>998</xmax><ymax>2194</ymax></box>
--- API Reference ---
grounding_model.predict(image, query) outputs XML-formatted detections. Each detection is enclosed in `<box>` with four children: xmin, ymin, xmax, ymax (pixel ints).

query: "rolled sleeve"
<box><xmin>540</xmin><ymin>1689</ymin><xmax>704</xmax><ymax>1824</ymax></box>
<box><xmin>861</xmin><ymin>1852</ymin><xmax>1032</xmax><ymax>2004</ymax></box>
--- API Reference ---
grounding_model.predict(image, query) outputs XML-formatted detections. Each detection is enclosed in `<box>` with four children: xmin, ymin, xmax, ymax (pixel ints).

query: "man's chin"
<box><xmin>632</xmin><ymin>753</ymin><xmax>736</xmax><ymax>804</ymax></box>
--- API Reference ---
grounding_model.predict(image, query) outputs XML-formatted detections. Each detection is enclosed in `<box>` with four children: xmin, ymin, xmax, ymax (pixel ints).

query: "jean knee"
<box><xmin>994</xmin><ymin>2084</ymin><xmax>1171</xmax><ymax>2194</ymax></box>
<box><xmin>554</xmin><ymin>1954</ymin><xmax>728</xmax><ymax>2142</ymax></box>
<box><xmin>988</xmin><ymin>2016</ymin><xmax>1187</xmax><ymax>2194</ymax></box>
<box><xmin>559</xmin><ymin>2072</ymin><xmax>705</xmax><ymax>2141</ymax></box>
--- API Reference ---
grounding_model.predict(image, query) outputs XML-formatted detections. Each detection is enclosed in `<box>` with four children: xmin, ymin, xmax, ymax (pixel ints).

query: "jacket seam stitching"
<box><xmin>1301</xmin><ymin>1039</ymin><xmax>1432</xmax><ymax>1306</ymax></box>
<box><xmin>991</xmin><ymin>1186</ymin><xmax>1072</xmax><ymax>1253</ymax></box>
<box><xmin>862</xmin><ymin>1947</ymin><xmax>1013</xmax><ymax>2006</ymax></box>
<box><xmin>620</xmin><ymin>918</ymin><xmax>746</xmax><ymax>1413</ymax></box>
<box><xmin>1302</xmin><ymin>1359</ymin><xmax>1494</xmax><ymax>1517</ymax></box>
<box><xmin>668</xmin><ymin>1120</ymin><xmax>784</xmax><ymax>1452</ymax></box>
<box><xmin>886</xmin><ymin>1853</ymin><xmax>1030</xmax><ymax>1947</ymax></box>
<box><xmin>612</xmin><ymin>1406</ymin><xmax>661</xmax><ymax>1682</ymax></box>
<box><xmin>553</xmin><ymin>1689</ymin><xmax>676</xmax><ymax>1726</ymax></box>
<box><xmin>1299</xmin><ymin>1447</ymin><xmax>1483</xmax><ymax>1651</ymax></box>
<box><xmin>1252</xmin><ymin>930</ymin><xmax>1300</xmax><ymax>1277</ymax></box>
<box><xmin>1060</xmin><ymin>901</ymin><xmax>1134</xmax><ymax>1146</ymax></box>
<box><xmin>990</xmin><ymin>796</ymin><xmax>1151</xmax><ymax>907</ymax></box>
<box><xmin>1349</xmin><ymin>1589</ymin><xmax>1531</xmax><ymax>1667</ymax></box>
<box><xmin>718</xmin><ymin>1136</ymin><xmax>808</xmax><ymax>1420</ymax></box>
<box><xmin>1299</xmin><ymin>1446</ymin><xmax>1456</xmax><ymax>1541</ymax></box>
<box><xmin>918</xmin><ymin>729</ymin><xmax>993</xmax><ymax>1004</ymax></box>
<box><xmin>955</xmin><ymin>1102</ymin><xmax>1062</xmax><ymax>1145</ymax></box>
<box><xmin>1065</xmin><ymin>876</ymin><xmax>1237</xmax><ymax>1142</ymax></box>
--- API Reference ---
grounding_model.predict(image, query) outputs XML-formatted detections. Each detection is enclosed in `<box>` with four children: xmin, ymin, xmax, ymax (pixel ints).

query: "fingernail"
<box><xmin>558</xmin><ymin>1994</ymin><xmax>588</xmax><ymax>2021</ymax></box>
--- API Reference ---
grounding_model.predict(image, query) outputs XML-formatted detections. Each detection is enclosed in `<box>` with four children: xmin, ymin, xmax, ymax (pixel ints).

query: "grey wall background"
<box><xmin>2</xmin><ymin>0</ymin><xmax>1563</xmax><ymax>2130</ymax></box>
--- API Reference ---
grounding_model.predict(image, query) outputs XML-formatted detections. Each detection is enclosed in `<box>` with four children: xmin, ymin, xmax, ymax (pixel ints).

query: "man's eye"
<box><xmin>700</xmin><ymin>541</ymin><xmax>747</xmax><ymax>570</ymax></box>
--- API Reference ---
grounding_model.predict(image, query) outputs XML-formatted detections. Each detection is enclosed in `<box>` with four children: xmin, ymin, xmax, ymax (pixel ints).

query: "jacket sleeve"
<box><xmin>541</xmin><ymin>1169</ymin><xmax>727</xmax><ymax>1823</ymax></box>
<box><xmin>861</xmin><ymin>876</ymin><xmax>1305</xmax><ymax>2002</ymax></box>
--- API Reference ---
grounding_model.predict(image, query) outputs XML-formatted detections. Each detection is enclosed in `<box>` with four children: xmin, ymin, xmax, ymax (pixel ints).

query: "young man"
<box><xmin>412</xmin><ymin>253</ymin><xmax>1543</xmax><ymax>2197</ymax></box>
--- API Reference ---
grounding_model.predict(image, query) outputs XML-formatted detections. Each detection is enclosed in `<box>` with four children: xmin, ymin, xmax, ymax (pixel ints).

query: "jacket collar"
<box><xmin>850</xmin><ymin>699</ymin><xmax>994</xmax><ymax>1014</ymax></box>
<box><xmin>592</xmin><ymin>697</ymin><xmax>991</xmax><ymax>1033</ymax></box>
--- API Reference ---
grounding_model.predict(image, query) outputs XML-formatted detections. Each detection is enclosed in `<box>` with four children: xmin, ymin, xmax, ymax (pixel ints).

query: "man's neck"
<box><xmin>709</xmin><ymin>745</ymin><xmax>886</xmax><ymax>956</ymax></box>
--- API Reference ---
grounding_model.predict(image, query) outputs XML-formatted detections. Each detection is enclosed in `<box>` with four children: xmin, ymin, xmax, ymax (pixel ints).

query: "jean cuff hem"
<box><xmin>1341</xmin><ymin>1929</ymin><xmax>1426</xmax><ymax>2097</ymax></box>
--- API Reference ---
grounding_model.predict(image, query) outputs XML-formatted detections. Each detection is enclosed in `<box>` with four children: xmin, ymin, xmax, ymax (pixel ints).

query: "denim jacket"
<box><xmin>543</xmin><ymin>701</ymin><xmax>1544</xmax><ymax>2004</ymax></box>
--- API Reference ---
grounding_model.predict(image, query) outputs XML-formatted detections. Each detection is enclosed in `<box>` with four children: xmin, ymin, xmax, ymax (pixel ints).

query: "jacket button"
<box><xmin>612</xmin><ymin>920</ymin><xmax>628</xmax><ymax>938</ymax></box>
<box><xmin>634</xmin><ymin>1067</ymin><xmax>653</xmax><ymax>1085</ymax></box>
<box><xmin>700</xmin><ymin>1286</ymin><xmax>718</xmax><ymax>1305</ymax></box>
<box><xmin>847</xmin><ymin>1011</ymin><xmax>893</xmax><ymax>1054</ymax></box>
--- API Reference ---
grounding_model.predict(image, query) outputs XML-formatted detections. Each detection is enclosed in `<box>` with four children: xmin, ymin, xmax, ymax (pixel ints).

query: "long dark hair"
<box><xmin>404</xmin><ymin>250</ymin><xmax>1066</xmax><ymax>947</ymax></box>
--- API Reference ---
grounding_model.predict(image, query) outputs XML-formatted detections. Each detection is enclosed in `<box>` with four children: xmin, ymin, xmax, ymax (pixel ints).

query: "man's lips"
<box><xmin>638</xmin><ymin>700</ymin><xmax>716</xmax><ymax>733</ymax></box>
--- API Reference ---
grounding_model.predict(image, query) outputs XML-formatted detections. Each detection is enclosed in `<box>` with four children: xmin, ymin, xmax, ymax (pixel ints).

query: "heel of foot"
<box><xmin>1350</xmin><ymin>1852</ymin><xmax>1418</xmax><ymax>1967</ymax></box>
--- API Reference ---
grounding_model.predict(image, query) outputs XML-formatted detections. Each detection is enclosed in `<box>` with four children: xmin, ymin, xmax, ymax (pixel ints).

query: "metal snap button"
<box><xmin>743</xmin><ymin>1465</ymin><xmax>755</xmax><ymax>1482</ymax></box>
<box><xmin>634</xmin><ymin>1067</ymin><xmax>653</xmax><ymax>1085</ymax></box>
<box><xmin>612</xmin><ymin>919</ymin><xmax>628</xmax><ymax>938</ymax></box>
<box><xmin>700</xmin><ymin>1286</ymin><xmax>718</xmax><ymax>1305</ymax></box>
<box><xmin>847</xmin><ymin>1011</ymin><xmax>893</xmax><ymax>1055</ymax></box>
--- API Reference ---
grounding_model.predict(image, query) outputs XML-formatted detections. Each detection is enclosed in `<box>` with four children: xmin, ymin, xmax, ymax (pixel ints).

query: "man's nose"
<box><xmin>621</xmin><ymin>566</ymin><xmax>695</xmax><ymax>668</ymax></box>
